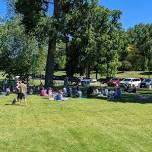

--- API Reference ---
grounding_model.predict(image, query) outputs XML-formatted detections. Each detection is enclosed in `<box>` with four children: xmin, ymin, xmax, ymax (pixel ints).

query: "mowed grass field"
<box><xmin>56</xmin><ymin>71</ymin><xmax>152</xmax><ymax>79</ymax></box>
<box><xmin>0</xmin><ymin>95</ymin><xmax>152</xmax><ymax>152</ymax></box>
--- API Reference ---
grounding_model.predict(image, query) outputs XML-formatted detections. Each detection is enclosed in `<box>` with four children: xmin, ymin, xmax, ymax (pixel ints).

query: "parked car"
<box><xmin>98</xmin><ymin>77</ymin><xmax>113</xmax><ymax>84</ymax></box>
<box><xmin>120</xmin><ymin>78</ymin><xmax>141</xmax><ymax>87</ymax></box>
<box><xmin>140</xmin><ymin>78</ymin><xmax>152</xmax><ymax>88</ymax></box>
<box><xmin>107</xmin><ymin>78</ymin><xmax>122</xmax><ymax>86</ymax></box>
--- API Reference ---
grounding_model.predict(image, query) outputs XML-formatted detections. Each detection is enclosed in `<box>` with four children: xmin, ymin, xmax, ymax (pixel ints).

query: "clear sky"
<box><xmin>101</xmin><ymin>0</ymin><xmax>152</xmax><ymax>29</ymax></box>
<box><xmin>0</xmin><ymin>0</ymin><xmax>152</xmax><ymax>29</ymax></box>
<box><xmin>0</xmin><ymin>0</ymin><xmax>7</xmax><ymax>17</ymax></box>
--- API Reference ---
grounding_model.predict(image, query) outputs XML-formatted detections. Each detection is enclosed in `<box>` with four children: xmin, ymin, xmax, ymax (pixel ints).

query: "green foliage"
<box><xmin>95</xmin><ymin>7</ymin><xmax>124</xmax><ymax>77</ymax></box>
<box><xmin>62</xmin><ymin>1</ymin><xmax>98</xmax><ymax>77</ymax></box>
<box><xmin>121</xmin><ymin>60</ymin><xmax>132</xmax><ymax>71</ymax></box>
<box><xmin>13</xmin><ymin>0</ymin><xmax>127</xmax><ymax>83</ymax></box>
<box><xmin>63</xmin><ymin>4</ymin><xmax>125</xmax><ymax>78</ymax></box>
<box><xmin>0</xmin><ymin>17</ymin><xmax>44</xmax><ymax>77</ymax></box>
<box><xmin>4</xmin><ymin>0</ymin><xmax>152</xmax><ymax>81</ymax></box>
<box><xmin>15</xmin><ymin>0</ymin><xmax>46</xmax><ymax>32</ymax></box>
<box><xmin>55</xmin><ymin>41</ymin><xmax>66</xmax><ymax>70</ymax></box>
<box><xmin>128</xmin><ymin>24</ymin><xmax>152</xmax><ymax>71</ymax></box>
<box><xmin>34</xmin><ymin>46</ymin><xmax>47</xmax><ymax>75</ymax></box>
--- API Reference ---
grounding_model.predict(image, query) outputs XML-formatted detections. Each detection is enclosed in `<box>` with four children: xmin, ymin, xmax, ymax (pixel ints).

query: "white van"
<box><xmin>120</xmin><ymin>78</ymin><xmax>141</xmax><ymax>87</ymax></box>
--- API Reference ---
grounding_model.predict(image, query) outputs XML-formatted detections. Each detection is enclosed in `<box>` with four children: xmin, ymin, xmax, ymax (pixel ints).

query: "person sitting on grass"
<box><xmin>102</xmin><ymin>87</ymin><xmax>109</xmax><ymax>96</ymax></box>
<box><xmin>77</xmin><ymin>86</ymin><xmax>82</xmax><ymax>98</ymax></box>
<box><xmin>54</xmin><ymin>90</ymin><xmax>63</xmax><ymax>101</ymax></box>
<box><xmin>114</xmin><ymin>87</ymin><xmax>121</xmax><ymax>100</ymax></box>
<box><xmin>125</xmin><ymin>84</ymin><xmax>136</xmax><ymax>93</ymax></box>
<box><xmin>48</xmin><ymin>87</ymin><xmax>53</xmax><ymax>100</ymax></box>
<box><xmin>108</xmin><ymin>86</ymin><xmax>121</xmax><ymax>100</ymax></box>
<box><xmin>6</xmin><ymin>86</ymin><xmax>10</xmax><ymax>96</ymax></box>
<box><xmin>87</xmin><ymin>87</ymin><xmax>93</xmax><ymax>97</ymax></box>
<box><xmin>72</xmin><ymin>86</ymin><xmax>77</xmax><ymax>97</ymax></box>
<box><xmin>66</xmin><ymin>87</ymin><xmax>72</xmax><ymax>97</ymax></box>
<box><xmin>40</xmin><ymin>87</ymin><xmax>47</xmax><ymax>96</ymax></box>
<box><xmin>132</xmin><ymin>84</ymin><xmax>137</xmax><ymax>93</ymax></box>
<box><xmin>39</xmin><ymin>82</ymin><xmax>44</xmax><ymax>91</ymax></box>
<box><xmin>94</xmin><ymin>88</ymin><xmax>99</xmax><ymax>95</ymax></box>
<box><xmin>63</xmin><ymin>87</ymin><xmax>67</xmax><ymax>97</ymax></box>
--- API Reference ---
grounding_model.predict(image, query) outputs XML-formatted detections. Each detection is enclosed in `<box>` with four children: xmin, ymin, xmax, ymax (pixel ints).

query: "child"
<box><xmin>63</xmin><ymin>87</ymin><xmax>67</xmax><ymax>97</ymax></box>
<box><xmin>54</xmin><ymin>90</ymin><xmax>63</xmax><ymax>101</ymax></box>
<box><xmin>48</xmin><ymin>87</ymin><xmax>53</xmax><ymax>100</ymax></box>
<box><xmin>6</xmin><ymin>86</ymin><xmax>10</xmax><ymax>96</ymax></box>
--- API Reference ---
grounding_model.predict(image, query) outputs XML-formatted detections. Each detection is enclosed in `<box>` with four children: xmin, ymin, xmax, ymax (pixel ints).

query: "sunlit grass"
<box><xmin>0</xmin><ymin>95</ymin><xmax>152</xmax><ymax>152</ymax></box>
<box><xmin>116</xmin><ymin>71</ymin><xmax>151</xmax><ymax>78</ymax></box>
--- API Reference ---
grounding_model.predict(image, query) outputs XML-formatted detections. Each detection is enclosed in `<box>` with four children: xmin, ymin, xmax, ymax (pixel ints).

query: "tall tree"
<box><xmin>64</xmin><ymin>1</ymin><xmax>97</xmax><ymax>77</ymax></box>
<box><xmin>15</xmin><ymin>0</ymin><xmax>97</xmax><ymax>87</ymax></box>
<box><xmin>0</xmin><ymin>18</ymin><xmax>36</xmax><ymax>77</ymax></box>
<box><xmin>94</xmin><ymin>7</ymin><xmax>124</xmax><ymax>78</ymax></box>
<box><xmin>128</xmin><ymin>24</ymin><xmax>152</xmax><ymax>71</ymax></box>
<box><xmin>15</xmin><ymin>0</ymin><xmax>54</xmax><ymax>87</ymax></box>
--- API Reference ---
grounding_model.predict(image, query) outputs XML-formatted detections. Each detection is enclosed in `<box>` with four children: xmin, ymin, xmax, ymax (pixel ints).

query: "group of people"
<box><xmin>0</xmin><ymin>74</ymin><xmax>140</xmax><ymax>105</ymax></box>
<box><xmin>98</xmin><ymin>85</ymin><xmax>122</xmax><ymax>100</ymax></box>
<box><xmin>124</xmin><ymin>84</ymin><xmax>136</xmax><ymax>93</ymax></box>
<box><xmin>100</xmin><ymin>83</ymin><xmax>137</xmax><ymax>100</ymax></box>
<box><xmin>12</xmin><ymin>80</ymin><xmax>27</xmax><ymax>105</ymax></box>
<box><xmin>40</xmin><ymin>85</ymin><xmax>83</xmax><ymax>101</ymax></box>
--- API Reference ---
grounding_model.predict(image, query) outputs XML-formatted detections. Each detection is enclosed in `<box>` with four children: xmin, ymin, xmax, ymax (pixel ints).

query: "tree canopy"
<box><xmin>0</xmin><ymin>0</ymin><xmax>151</xmax><ymax>83</ymax></box>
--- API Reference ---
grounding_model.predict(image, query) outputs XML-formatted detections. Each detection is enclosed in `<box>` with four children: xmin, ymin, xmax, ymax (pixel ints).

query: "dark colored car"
<box><xmin>98</xmin><ymin>77</ymin><xmax>113</xmax><ymax>84</ymax></box>
<box><xmin>107</xmin><ymin>78</ymin><xmax>122</xmax><ymax>86</ymax></box>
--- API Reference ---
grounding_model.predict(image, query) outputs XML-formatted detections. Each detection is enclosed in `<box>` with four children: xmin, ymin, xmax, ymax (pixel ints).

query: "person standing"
<box><xmin>16</xmin><ymin>80</ymin><xmax>21</xmax><ymax>103</ymax></box>
<box><xmin>20</xmin><ymin>81</ymin><xmax>27</xmax><ymax>105</ymax></box>
<box><xmin>64</xmin><ymin>76</ymin><xmax>69</xmax><ymax>87</ymax></box>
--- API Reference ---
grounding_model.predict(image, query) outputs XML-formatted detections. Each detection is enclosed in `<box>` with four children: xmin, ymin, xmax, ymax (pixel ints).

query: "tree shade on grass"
<box><xmin>0</xmin><ymin>95</ymin><xmax>152</xmax><ymax>152</ymax></box>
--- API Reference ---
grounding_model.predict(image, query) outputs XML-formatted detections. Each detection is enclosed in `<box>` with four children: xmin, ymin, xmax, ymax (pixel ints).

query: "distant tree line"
<box><xmin>0</xmin><ymin>0</ymin><xmax>152</xmax><ymax>86</ymax></box>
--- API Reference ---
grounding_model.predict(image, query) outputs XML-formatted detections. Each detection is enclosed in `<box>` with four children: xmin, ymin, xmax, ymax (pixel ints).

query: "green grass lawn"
<box><xmin>116</xmin><ymin>71</ymin><xmax>151</xmax><ymax>79</ymax></box>
<box><xmin>0</xmin><ymin>95</ymin><xmax>152</xmax><ymax>152</ymax></box>
<box><xmin>74</xmin><ymin>71</ymin><xmax>151</xmax><ymax>79</ymax></box>
<box><xmin>46</xmin><ymin>71</ymin><xmax>152</xmax><ymax>79</ymax></box>
<box><xmin>92</xmin><ymin>71</ymin><xmax>151</xmax><ymax>79</ymax></box>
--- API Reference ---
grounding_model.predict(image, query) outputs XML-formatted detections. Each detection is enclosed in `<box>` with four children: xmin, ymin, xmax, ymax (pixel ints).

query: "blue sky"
<box><xmin>101</xmin><ymin>0</ymin><xmax>152</xmax><ymax>29</ymax></box>
<box><xmin>0</xmin><ymin>0</ymin><xmax>7</xmax><ymax>17</ymax></box>
<box><xmin>0</xmin><ymin>0</ymin><xmax>152</xmax><ymax>29</ymax></box>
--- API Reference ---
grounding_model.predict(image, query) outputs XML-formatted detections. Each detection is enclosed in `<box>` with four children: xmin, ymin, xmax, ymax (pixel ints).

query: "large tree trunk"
<box><xmin>95</xmin><ymin>68</ymin><xmax>98</xmax><ymax>80</ymax></box>
<box><xmin>45</xmin><ymin>0</ymin><xmax>59</xmax><ymax>88</ymax></box>
<box><xmin>79</xmin><ymin>66</ymin><xmax>84</xmax><ymax>76</ymax></box>
<box><xmin>106</xmin><ymin>61</ymin><xmax>110</xmax><ymax>78</ymax></box>
<box><xmin>86</xmin><ymin>64</ymin><xmax>90</xmax><ymax>78</ymax></box>
<box><xmin>45</xmin><ymin>36</ymin><xmax>56</xmax><ymax>88</ymax></box>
